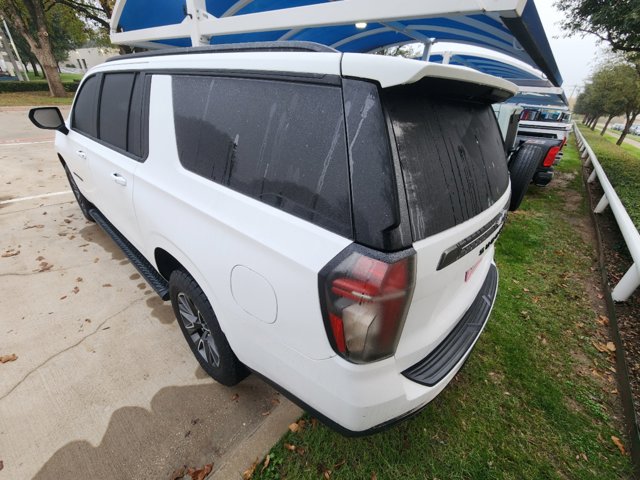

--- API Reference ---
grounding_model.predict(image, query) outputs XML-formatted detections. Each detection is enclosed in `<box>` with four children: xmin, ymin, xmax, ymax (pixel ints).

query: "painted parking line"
<box><xmin>0</xmin><ymin>140</ymin><xmax>54</xmax><ymax>146</ymax></box>
<box><xmin>0</xmin><ymin>190</ymin><xmax>72</xmax><ymax>205</ymax></box>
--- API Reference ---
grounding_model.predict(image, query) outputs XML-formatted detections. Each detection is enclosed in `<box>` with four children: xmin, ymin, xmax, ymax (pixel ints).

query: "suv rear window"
<box><xmin>172</xmin><ymin>75</ymin><xmax>351</xmax><ymax>237</ymax></box>
<box><xmin>383</xmin><ymin>86</ymin><xmax>509</xmax><ymax>240</ymax></box>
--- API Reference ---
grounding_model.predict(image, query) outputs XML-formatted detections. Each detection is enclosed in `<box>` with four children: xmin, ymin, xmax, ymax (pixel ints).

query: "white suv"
<box><xmin>29</xmin><ymin>42</ymin><xmax>515</xmax><ymax>434</ymax></box>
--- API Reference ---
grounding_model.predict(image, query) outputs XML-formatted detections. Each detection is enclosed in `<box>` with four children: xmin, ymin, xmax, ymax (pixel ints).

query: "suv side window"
<box><xmin>99</xmin><ymin>73</ymin><xmax>135</xmax><ymax>151</ymax></box>
<box><xmin>72</xmin><ymin>75</ymin><xmax>99</xmax><ymax>137</ymax></box>
<box><xmin>71</xmin><ymin>72</ymin><xmax>148</xmax><ymax>160</ymax></box>
<box><xmin>172</xmin><ymin>75</ymin><xmax>352</xmax><ymax>238</ymax></box>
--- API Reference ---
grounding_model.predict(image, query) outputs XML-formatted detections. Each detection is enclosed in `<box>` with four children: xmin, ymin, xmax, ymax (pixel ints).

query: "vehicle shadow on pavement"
<box><xmin>79</xmin><ymin>224</ymin><xmax>127</xmax><ymax>262</ymax></box>
<box><xmin>33</xmin><ymin>378</ymin><xmax>279</xmax><ymax>480</ymax></box>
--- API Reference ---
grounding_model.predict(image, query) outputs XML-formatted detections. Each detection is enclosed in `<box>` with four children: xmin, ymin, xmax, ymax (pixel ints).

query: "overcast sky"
<box><xmin>535</xmin><ymin>0</ymin><xmax>601</xmax><ymax>97</ymax></box>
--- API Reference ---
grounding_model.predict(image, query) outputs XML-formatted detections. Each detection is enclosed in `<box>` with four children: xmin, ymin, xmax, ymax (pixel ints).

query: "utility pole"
<box><xmin>0</xmin><ymin>19</ymin><xmax>24</xmax><ymax>81</ymax></box>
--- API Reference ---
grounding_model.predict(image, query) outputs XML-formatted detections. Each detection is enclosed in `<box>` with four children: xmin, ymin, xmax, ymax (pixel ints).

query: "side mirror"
<box><xmin>28</xmin><ymin>107</ymin><xmax>68</xmax><ymax>135</ymax></box>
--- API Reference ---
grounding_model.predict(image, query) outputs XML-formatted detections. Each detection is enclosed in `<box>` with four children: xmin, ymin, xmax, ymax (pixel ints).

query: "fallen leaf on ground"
<box><xmin>23</xmin><ymin>224</ymin><xmax>44</xmax><ymax>229</ymax></box>
<box><xmin>0</xmin><ymin>460</ymin><xmax>3</xmax><ymax>471</ymax></box>
<box><xmin>284</xmin><ymin>443</ymin><xmax>296</xmax><ymax>451</ymax></box>
<box><xmin>598</xmin><ymin>315</ymin><xmax>609</xmax><ymax>326</ymax></box>
<box><xmin>606</xmin><ymin>342</ymin><xmax>616</xmax><ymax>352</ymax></box>
<box><xmin>592</xmin><ymin>341</ymin><xmax>609</xmax><ymax>353</ymax></box>
<box><xmin>102</xmin><ymin>283</ymin><xmax>112</xmax><ymax>287</ymax></box>
<box><xmin>37</xmin><ymin>262</ymin><xmax>53</xmax><ymax>272</ymax></box>
<box><xmin>76</xmin><ymin>277</ymin><xmax>83</xmax><ymax>282</ymax></box>
<box><xmin>611</xmin><ymin>436</ymin><xmax>626</xmax><ymax>455</ymax></box>
<box><xmin>261</xmin><ymin>454</ymin><xmax>270</xmax><ymax>473</ymax></box>
<box><xmin>0</xmin><ymin>354</ymin><xmax>17</xmax><ymax>363</ymax></box>
<box><xmin>261</xmin><ymin>411</ymin><xmax>270</xmax><ymax>416</ymax></box>
<box><xmin>187</xmin><ymin>463</ymin><xmax>213</xmax><ymax>480</ymax></box>
<box><xmin>59</xmin><ymin>295</ymin><xmax>67</xmax><ymax>300</ymax></box>
<box><xmin>1</xmin><ymin>250</ymin><xmax>19</xmax><ymax>258</ymax></box>
<box><xmin>231</xmin><ymin>393</ymin><xmax>239</xmax><ymax>401</ymax></box>
<box><xmin>169</xmin><ymin>466</ymin><xmax>186</xmax><ymax>480</ymax></box>
<box><xmin>72</xmin><ymin>286</ymin><xmax>80</xmax><ymax>294</ymax></box>
<box><xmin>371</xmin><ymin>473</ymin><xmax>378</xmax><ymax>480</ymax></box>
<box><xmin>242</xmin><ymin>458</ymin><xmax>259</xmax><ymax>480</ymax></box>
<box><xmin>36</xmin><ymin>256</ymin><xmax>44</xmax><ymax>261</ymax></box>
<box><xmin>288</xmin><ymin>422</ymin><xmax>299</xmax><ymax>433</ymax></box>
<box><xmin>334</xmin><ymin>459</ymin><xmax>346</xmax><ymax>470</ymax></box>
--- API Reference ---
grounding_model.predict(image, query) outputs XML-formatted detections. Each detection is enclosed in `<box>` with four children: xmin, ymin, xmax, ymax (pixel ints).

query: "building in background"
<box><xmin>63</xmin><ymin>46</ymin><xmax>119</xmax><ymax>73</ymax></box>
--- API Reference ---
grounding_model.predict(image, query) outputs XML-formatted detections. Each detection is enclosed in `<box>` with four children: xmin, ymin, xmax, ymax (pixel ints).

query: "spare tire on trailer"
<box><xmin>508</xmin><ymin>142</ymin><xmax>545</xmax><ymax>211</ymax></box>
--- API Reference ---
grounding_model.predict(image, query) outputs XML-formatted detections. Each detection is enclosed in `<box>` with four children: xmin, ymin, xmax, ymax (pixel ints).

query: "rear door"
<box><xmin>87</xmin><ymin>72</ymin><xmax>148</xmax><ymax>250</ymax></box>
<box><xmin>381</xmin><ymin>84</ymin><xmax>511</xmax><ymax>368</ymax></box>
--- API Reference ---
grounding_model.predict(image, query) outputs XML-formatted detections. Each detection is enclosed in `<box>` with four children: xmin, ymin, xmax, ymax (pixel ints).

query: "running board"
<box><xmin>89</xmin><ymin>208</ymin><xmax>170</xmax><ymax>300</ymax></box>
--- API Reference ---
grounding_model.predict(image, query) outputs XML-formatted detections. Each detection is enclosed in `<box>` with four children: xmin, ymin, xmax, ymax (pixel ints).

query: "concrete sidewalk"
<box><xmin>0</xmin><ymin>109</ymin><xmax>300</xmax><ymax>479</ymax></box>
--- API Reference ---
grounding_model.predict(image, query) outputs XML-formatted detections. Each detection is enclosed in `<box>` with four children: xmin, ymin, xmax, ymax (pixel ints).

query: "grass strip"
<box><xmin>251</xmin><ymin>140</ymin><xmax>632</xmax><ymax>480</ymax></box>
<box><xmin>0</xmin><ymin>92</ymin><xmax>74</xmax><ymax>107</ymax></box>
<box><xmin>578</xmin><ymin>125</ymin><xmax>640</xmax><ymax>230</ymax></box>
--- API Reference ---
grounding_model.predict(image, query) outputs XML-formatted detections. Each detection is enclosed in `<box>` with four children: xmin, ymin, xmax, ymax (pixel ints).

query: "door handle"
<box><xmin>76</xmin><ymin>150</ymin><xmax>86</xmax><ymax>160</ymax></box>
<box><xmin>111</xmin><ymin>173</ymin><xmax>127</xmax><ymax>186</ymax></box>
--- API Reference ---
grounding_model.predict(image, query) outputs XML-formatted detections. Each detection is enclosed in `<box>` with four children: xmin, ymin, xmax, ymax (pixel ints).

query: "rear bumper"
<box><xmin>255</xmin><ymin>263</ymin><xmax>499</xmax><ymax>435</ymax></box>
<box><xmin>402</xmin><ymin>264</ymin><xmax>497</xmax><ymax>386</ymax></box>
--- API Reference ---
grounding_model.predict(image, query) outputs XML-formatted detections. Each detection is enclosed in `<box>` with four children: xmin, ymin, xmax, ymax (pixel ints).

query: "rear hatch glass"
<box><xmin>382</xmin><ymin>85</ymin><xmax>509</xmax><ymax>240</ymax></box>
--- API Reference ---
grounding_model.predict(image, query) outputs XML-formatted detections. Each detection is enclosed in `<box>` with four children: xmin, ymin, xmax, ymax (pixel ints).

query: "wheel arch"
<box><xmin>154</xmin><ymin>247</ymin><xmax>187</xmax><ymax>281</ymax></box>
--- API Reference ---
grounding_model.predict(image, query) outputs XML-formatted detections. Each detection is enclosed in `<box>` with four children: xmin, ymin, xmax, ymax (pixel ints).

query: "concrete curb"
<box><xmin>211</xmin><ymin>399</ymin><xmax>302</xmax><ymax>479</ymax></box>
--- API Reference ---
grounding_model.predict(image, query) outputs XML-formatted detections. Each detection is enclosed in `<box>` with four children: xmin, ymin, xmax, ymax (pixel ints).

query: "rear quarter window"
<box><xmin>383</xmin><ymin>86</ymin><xmax>509</xmax><ymax>240</ymax></box>
<box><xmin>172</xmin><ymin>75</ymin><xmax>352</xmax><ymax>238</ymax></box>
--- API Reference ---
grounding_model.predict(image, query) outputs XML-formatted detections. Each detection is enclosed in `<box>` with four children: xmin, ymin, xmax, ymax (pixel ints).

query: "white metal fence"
<box><xmin>574</xmin><ymin>123</ymin><xmax>640</xmax><ymax>301</ymax></box>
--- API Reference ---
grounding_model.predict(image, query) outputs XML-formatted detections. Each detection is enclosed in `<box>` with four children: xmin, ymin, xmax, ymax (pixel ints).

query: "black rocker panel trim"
<box><xmin>89</xmin><ymin>208</ymin><xmax>169</xmax><ymax>300</ymax></box>
<box><xmin>403</xmin><ymin>264</ymin><xmax>498</xmax><ymax>387</ymax></box>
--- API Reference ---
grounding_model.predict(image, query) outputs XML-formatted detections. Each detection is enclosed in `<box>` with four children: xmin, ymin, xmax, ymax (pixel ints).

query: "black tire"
<box><xmin>169</xmin><ymin>270</ymin><xmax>249</xmax><ymax>386</ymax></box>
<box><xmin>508</xmin><ymin>143</ymin><xmax>545</xmax><ymax>211</ymax></box>
<box><xmin>62</xmin><ymin>164</ymin><xmax>94</xmax><ymax>222</ymax></box>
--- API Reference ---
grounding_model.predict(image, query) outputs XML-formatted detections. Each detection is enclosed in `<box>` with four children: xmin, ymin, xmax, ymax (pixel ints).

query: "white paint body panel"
<box><xmin>55</xmin><ymin>52</ymin><xmax>511</xmax><ymax>432</ymax></box>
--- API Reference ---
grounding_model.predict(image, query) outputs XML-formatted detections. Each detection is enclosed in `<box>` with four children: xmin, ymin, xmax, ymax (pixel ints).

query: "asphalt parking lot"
<box><xmin>0</xmin><ymin>107</ymin><xmax>300</xmax><ymax>479</ymax></box>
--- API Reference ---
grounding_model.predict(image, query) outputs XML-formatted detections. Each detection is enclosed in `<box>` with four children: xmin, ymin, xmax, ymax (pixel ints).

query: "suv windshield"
<box><xmin>383</xmin><ymin>85</ymin><xmax>509</xmax><ymax>241</ymax></box>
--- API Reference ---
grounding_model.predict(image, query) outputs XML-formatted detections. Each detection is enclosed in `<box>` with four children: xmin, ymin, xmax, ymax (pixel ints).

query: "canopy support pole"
<box><xmin>186</xmin><ymin>0</ymin><xmax>212</xmax><ymax>46</ymax></box>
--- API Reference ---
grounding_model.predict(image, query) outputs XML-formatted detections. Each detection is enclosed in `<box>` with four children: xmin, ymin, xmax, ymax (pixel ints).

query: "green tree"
<box><xmin>612</xmin><ymin>61</ymin><xmax>640</xmax><ymax>145</ymax></box>
<box><xmin>591</xmin><ymin>65</ymin><xmax>628</xmax><ymax>135</ymax></box>
<box><xmin>1</xmin><ymin>0</ymin><xmax>63</xmax><ymax>95</ymax></box>
<box><xmin>1</xmin><ymin>1</ymin><xmax>86</xmax><ymax>94</ymax></box>
<box><xmin>48</xmin><ymin>4</ymin><xmax>86</xmax><ymax>63</ymax></box>
<box><xmin>555</xmin><ymin>0</ymin><xmax>640</xmax><ymax>53</ymax></box>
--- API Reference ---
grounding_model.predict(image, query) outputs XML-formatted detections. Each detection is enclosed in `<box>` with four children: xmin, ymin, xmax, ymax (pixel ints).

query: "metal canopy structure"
<box><xmin>427</xmin><ymin>50</ymin><xmax>568</xmax><ymax>105</ymax></box>
<box><xmin>110</xmin><ymin>0</ymin><xmax>563</xmax><ymax>86</ymax></box>
<box><xmin>429</xmin><ymin>53</ymin><xmax>542</xmax><ymax>81</ymax></box>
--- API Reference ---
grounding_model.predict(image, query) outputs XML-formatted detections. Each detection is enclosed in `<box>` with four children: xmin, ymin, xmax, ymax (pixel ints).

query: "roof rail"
<box><xmin>106</xmin><ymin>41</ymin><xmax>338</xmax><ymax>62</ymax></box>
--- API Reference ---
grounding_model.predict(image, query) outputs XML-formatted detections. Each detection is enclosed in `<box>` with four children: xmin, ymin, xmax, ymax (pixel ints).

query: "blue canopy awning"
<box><xmin>428</xmin><ymin>53</ymin><xmax>542</xmax><ymax>81</ymax></box>
<box><xmin>110</xmin><ymin>0</ymin><xmax>563</xmax><ymax>86</ymax></box>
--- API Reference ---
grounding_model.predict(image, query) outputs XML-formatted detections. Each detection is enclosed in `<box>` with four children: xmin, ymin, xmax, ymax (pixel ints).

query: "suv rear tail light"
<box><xmin>319</xmin><ymin>245</ymin><xmax>416</xmax><ymax>363</ymax></box>
<box><xmin>542</xmin><ymin>146</ymin><xmax>561</xmax><ymax>167</ymax></box>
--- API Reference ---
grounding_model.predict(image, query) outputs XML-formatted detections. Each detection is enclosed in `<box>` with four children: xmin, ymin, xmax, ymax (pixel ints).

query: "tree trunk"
<box><xmin>600</xmin><ymin>114</ymin><xmax>614</xmax><ymax>136</ymax></box>
<box><xmin>8</xmin><ymin>1</ymin><xmax>66</xmax><ymax>97</ymax></box>
<box><xmin>617</xmin><ymin>113</ymin><xmax>638</xmax><ymax>146</ymax></box>
<box><xmin>590</xmin><ymin>116</ymin><xmax>600</xmax><ymax>130</ymax></box>
<box><xmin>30</xmin><ymin>58</ymin><xmax>40</xmax><ymax>77</ymax></box>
